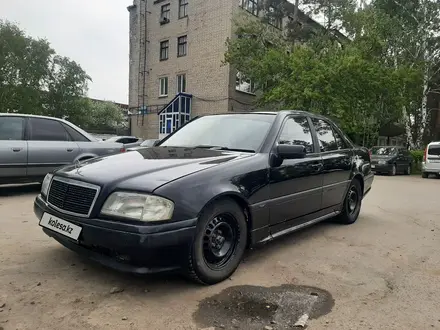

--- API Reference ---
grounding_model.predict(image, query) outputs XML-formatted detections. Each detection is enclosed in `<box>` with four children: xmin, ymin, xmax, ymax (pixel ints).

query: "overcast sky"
<box><xmin>0</xmin><ymin>0</ymin><xmax>133</xmax><ymax>104</ymax></box>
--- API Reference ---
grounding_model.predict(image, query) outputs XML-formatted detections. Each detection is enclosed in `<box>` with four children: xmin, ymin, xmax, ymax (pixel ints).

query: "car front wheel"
<box><xmin>185</xmin><ymin>198</ymin><xmax>247</xmax><ymax>285</ymax></box>
<box><xmin>404</xmin><ymin>164</ymin><xmax>411</xmax><ymax>175</ymax></box>
<box><xmin>389</xmin><ymin>164</ymin><xmax>397</xmax><ymax>176</ymax></box>
<box><xmin>338</xmin><ymin>179</ymin><xmax>362</xmax><ymax>225</ymax></box>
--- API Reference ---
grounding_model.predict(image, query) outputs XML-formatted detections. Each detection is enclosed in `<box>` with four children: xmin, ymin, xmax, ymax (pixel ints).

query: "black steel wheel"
<box><xmin>185</xmin><ymin>198</ymin><xmax>247</xmax><ymax>285</ymax></box>
<box><xmin>337</xmin><ymin>179</ymin><xmax>362</xmax><ymax>225</ymax></box>
<box><xmin>202</xmin><ymin>214</ymin><xmax>239</xmax><ymax>270</ymax></box>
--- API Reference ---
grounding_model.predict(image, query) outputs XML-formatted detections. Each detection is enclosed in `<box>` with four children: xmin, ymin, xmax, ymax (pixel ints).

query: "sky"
<box><xmin>0</xmin><ymin>0</ymin><xmax>133</xmax><ymax>104</ymax></box>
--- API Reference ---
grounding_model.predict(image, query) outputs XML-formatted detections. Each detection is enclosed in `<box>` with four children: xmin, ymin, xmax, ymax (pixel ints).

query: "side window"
<box><xmin>62</xmin><ymin>124</ymin><xmax>89</xmax><ymax>142</ymax></box>
<box><xmin>0</xmin><ymin>117</ymin><xmax>24</xmax><ymax>140</ymax></box>
<box><xmin>312</xmin><ymin>118</ymin><xmax>338</xmax><ymax>152</ymax></box>
<box><xmin>278</xmin><ymin>116</ymin><xmax>314</xmax><ymax>153</ymax></box>
<box><xmin>125</xmin><ymin>138</ymin><xmax>139</xmax><ymax>144</ymax></box>
<box><xmin>29</xmin><ymin>118</ymin><xmax>69</xmax><ymax>141</ymax></box>
<box><xmin>333</xmin><ymin>129</ymin><xmax>348</xmax><ymax>150</ymax></box>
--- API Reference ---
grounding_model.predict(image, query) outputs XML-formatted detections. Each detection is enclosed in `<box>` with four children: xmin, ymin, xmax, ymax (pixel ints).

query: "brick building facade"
<box><xmin>127</xmin><ymin>0</ymin><xmax>327</xmax><ymax>139</ymax></box>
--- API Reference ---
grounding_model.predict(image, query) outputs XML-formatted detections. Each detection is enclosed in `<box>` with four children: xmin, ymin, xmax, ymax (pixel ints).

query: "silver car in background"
<box><xmin>102</xmin><ymin>135</ymin><xmax>143</xmax><ymax>149</ymax></box>
<box><xmin>0</xmin><ymin>113</ymin><xmax>125</xmax><ymax>184</ymax></box>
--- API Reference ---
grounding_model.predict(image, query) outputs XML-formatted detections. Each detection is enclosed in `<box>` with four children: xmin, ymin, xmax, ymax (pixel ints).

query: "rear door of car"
<box><xmin>268</xmin><ymin>115</ymin><xmax>324</xmax><ymax>229</ymax></box>
<box><xmin>26</xmin><ymin>117</ymin><xmax>80</xmax><ymax>177</ymax></box>
<box><xmin>311</xmin><ymin>118</ymin><xmax>353</xmax><ymax>210</ymax></box>
<box><xmin>0</xmin><ymin>116</ymin><xmax>28</xmax><ymax>179</ymax></box>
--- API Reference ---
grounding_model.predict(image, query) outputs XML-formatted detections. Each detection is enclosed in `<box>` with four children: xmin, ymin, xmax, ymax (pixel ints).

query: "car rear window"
<box><xmin>371</xmin><ymin>147</ymin><xmax>398</xmax><ymax>155</ymax></box>
<box><xmin>428</xmin><ymin>145</ymin><xmax>440</xmax><ymax>156</ymax></box>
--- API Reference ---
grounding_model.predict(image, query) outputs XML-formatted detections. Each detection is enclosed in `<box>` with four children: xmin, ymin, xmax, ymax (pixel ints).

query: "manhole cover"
<box><xmin>193</xmin><ymin>284</ymin><xmax>334</xmax><ymax>329</ymax></box>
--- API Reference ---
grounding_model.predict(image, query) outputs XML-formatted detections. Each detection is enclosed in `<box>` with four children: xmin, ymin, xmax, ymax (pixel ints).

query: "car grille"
<box><xmin>47</xmin><ymin>177</ymin><xmax>99</xmax><ymax>217</ymax></box>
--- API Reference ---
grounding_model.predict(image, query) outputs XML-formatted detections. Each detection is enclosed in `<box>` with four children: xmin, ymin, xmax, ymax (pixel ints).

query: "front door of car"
<box><xmin>311</xmin><ymin>118</ymin><xmax>353</xmax><ymax>210</ymax></box>
<box><xmin>0</xmin><ymin>116</ymin><xmax>28</xmax><ymax>179</ymax></box>
<box><xmin>268</xmin><ymin>116</ymin><xmax>323</xmax><ymax>227</ymax></box>
<box><xmin>26</xmin><ymin>117</ymin><xmax>80</xmax><ymax>177</ymax></box>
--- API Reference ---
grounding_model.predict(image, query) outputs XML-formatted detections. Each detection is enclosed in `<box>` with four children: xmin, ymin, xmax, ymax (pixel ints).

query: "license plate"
<box><xmin>39</xmin><ymin>213</ymin><xmax>82</xmax><ymax>241</ymax></box>
<box><xmin>371</xmin><ymin>165</ymin><xmax>375</xmax><ymax>168</ymax></box>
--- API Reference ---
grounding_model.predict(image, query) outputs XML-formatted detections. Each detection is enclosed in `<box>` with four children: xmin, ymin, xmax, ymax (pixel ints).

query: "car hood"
<box><xmin>54</xmin><ymin>147</ymin><xmax>253</xmax><ymax>192</ymax></box>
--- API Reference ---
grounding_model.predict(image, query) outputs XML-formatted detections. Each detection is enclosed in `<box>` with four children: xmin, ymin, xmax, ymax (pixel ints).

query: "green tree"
<box><xmin>0</xmin><ymin>20</ymin><xmax>91</xmax><ymax>124</ymax></box>
<box><xmin>225</xmin><ymin>9</ymin><xmax>406</xmax><ymax>146</ymax></box>
<box><xmin>83</xmin><ymin>100</ymin><xmax>126</xmax><ymax>131</ymax></box>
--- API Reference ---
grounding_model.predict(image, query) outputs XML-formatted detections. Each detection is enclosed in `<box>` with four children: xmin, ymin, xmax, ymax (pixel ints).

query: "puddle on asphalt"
<box><xmin>193</xmin><ymin>284</ymin><xmax>334</xmax><ymax>329</ymax></box>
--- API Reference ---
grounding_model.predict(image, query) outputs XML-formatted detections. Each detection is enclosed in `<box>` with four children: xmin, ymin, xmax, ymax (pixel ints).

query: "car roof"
<box><xmin>201</xmin><ymin>110</ymin><xmax>323</xmax><ymax>117</ymax></box>
<box><xmin>428</xmin><ymin>141</ymin><xmax>440</xmax><ymax>146</ymax></box>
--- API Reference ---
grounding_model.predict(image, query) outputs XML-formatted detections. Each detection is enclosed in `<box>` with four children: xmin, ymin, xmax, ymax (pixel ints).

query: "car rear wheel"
<box><xmin>422</xmin><ymin>172</ymin><xmax>429</xmax><ymax>178</ymax></box>
<box><xmin>337</xmin><ymin>179</ymin><xmax>362</xmax><ymax>225</ymax></box>
<box><xmin>404</xmin><ymin>164</ymin><xmax>411</xmax><ymax>175</ymax></box>
<box><xmin>185</xmin><ymin>198</ymin><xmax>247</xmax><ymax>285</ymax></box>
<box><xmin>389</xmin><ymin>164</ymin><xmax>397</xmax><ymax>176</ymax></box>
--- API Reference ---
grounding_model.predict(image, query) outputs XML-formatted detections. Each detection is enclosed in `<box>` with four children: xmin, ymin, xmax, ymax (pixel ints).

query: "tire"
<box><xmin>389</xmin><ymin>164</ymin><xmax>397</xmax><ymax>176</ymax></box>
<box><xmin>422</xmin><ymin>172</ymin><xmax>429</xmax><ymax>178</ymax></box>
<box><xmin>404</xmin><ymin>164</ymin><xmax>411</xmax><ymax>175</ymax></box>
<box><xmin>185</xmin><ymin>198</ymin><xmax>248</xmax><ymax>285</ymax></box>
<box><xmin>436</xmin><ymin>174</ymin><xmax>440</xmax><ymax>179</ymax></box>
<box><xmin>337</xmin><ymin>179</ymin><xmax>363</xmax><ymax>225</ymax></box>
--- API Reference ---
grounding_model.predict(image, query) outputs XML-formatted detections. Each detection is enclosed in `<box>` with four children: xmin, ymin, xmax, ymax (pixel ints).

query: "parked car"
<box><xmin>422</xmin><ymin>141</ymin><xmax>440</xmax><ymax>178</ymax></box>
<box><xmin>370</xmin><ymin>146</ymin><xmax>412</xmax><ymax>175</ymax></box>
<box><xmin>126</xmin><ymin>139</ymin><xmax>160</xmax><ymax>151</ymax></box>
<box><xmin>34</xmin><ymin>111</ymin><xmax>374</xmax><ymax>284</ymax></box>
<box><xmin>103</xmin><ymin>136</ymin><xmax>143</xmax><ymax>149</ymax></box>
<box><xmin>0</xmin><ymin>113</ymin><xmax>125</xmax><ymax>185</ymax></box>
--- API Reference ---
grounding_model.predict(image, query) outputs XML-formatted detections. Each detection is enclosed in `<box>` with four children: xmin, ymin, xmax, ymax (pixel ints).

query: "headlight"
<box><xmin>101</xmin><ymin>192</ymin><xmax>174</xmax><ymax>222</ymax></box>
<box><xmin>41</xmin><ymin>173</ymin><xmax>53</xmax><ymax>196</ymax></box>
<box><xmin>378</xmin><ymin>160</ymin><xmax>386</xmax><ymax>164</ymax></box>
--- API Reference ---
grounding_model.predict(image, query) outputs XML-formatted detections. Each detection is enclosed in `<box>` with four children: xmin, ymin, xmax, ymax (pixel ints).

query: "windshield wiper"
<box><xmin>192</xmin><ymin>145</ymin><xmax>255</xmax><ymax>153</ymax></box>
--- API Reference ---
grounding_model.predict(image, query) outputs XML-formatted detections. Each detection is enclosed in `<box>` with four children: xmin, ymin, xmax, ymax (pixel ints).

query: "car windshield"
<box><xmin>159</xmin><ymin>114</ymin><xmax>276</xmax><ymax>152</ymax></box>
<box><xmin>371</xmin><ymin>147</ymin><xmax>398</xmax><ymax>156</ymax></box>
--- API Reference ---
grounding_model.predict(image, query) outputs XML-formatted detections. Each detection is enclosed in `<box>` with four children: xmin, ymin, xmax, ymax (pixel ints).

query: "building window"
<box><xmin>160</xmin><ymin>4</ymin><xmax>170</xmax><ymax>24</ymax></box>
<box><xmin>179</xmin><ymin>0</ymin><xmax>188</xmax><ymax>18</ymax></box>
<box><xmin>268</xmin><ymin>6</ymin><xmax>282</xmax><ymax>29</ymax></box>
<box><xmin>177</xmin><ymin>74</ymin><xmax>186</xmax><ymax>93</ymax></box>
<box><xmin>160</xmin><ymin>40</ymin><xmax>169</xmax><ymax>61</ymax></box>
<box><xmin>240</xmin><ymin>0</ymin><xmax>259</xmax><ymax>16</ymax></box>
<box><xmin>177</xmin><ymin>35</ymin><xmax>187</xmax><ymax>57</ymax></box>
<box><xmin>236</xmin><ymin>71</ymin><xmax>256</xmax><ymax>94</ymax></box>
<box><xmin>159</xmin><ymin>77</ymin><xmax>168</xmax><ymax>97</ymax></box>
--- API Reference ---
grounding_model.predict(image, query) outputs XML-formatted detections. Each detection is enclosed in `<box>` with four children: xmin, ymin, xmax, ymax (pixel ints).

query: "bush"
<box><xmin>410</xmin><ymin>150</ymin><xmax>424</xmax><ymax>173</ymax></box>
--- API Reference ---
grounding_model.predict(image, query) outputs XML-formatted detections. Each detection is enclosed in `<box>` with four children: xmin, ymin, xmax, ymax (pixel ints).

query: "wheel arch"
<box><xmin>352</xmin><ymin>173</ymin><xmax>364</xmax><ymax>197</ymax></box>
<box><xmin>199</xmin><ymin>192</ymin><xmax>253</xmax><ymax>248</ymax></box>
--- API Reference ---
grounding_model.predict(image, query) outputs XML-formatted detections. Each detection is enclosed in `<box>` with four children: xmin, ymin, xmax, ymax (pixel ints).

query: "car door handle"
<box><xmin>12</xmin><ymin>148</ymin><xmax>22</xmax><ymax>152</ymax></box>
<box><xmin>66</xmin><ymin>149</ymin><xmax>74</xmax><ymax>152</ymax></box>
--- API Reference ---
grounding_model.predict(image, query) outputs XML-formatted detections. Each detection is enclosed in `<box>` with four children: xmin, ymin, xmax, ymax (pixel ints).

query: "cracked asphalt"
<box><xmin>0</xmin><ymin>175</ymin><xmax>440</xmax><ymax>330</ymax></box>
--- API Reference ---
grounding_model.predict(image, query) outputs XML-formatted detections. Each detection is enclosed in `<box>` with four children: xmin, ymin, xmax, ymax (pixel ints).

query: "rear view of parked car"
<box><xmin>103</xmin><ymin>136</ymin><xmax>143</xmax><ymax>149</ymax></box>
<box><xmin>422</xmin><ymin>142</ymin><xmax>440</xmax><ymax>178</ymax></box>
<box><xmin>0</xmin><ymin>113</ymin><xmax>125</xmax><ymax>185</ymax></box>
<box><xmin>370</xmin><ymin>146</ymin><xmax>412</xmax><ymax>175</ymax></box>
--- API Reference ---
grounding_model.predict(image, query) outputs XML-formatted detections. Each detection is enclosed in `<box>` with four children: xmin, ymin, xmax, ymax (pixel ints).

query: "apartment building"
<box><xmin>127</xmin><ymin>0</ymin><xmax>324</xmax><ymax>139</ymax></box>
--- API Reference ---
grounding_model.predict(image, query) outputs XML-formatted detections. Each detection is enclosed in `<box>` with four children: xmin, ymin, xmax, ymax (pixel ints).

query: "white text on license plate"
<box><xmin>371</xmin><ymin>165</ymin><xmax>375</xmax><ymax>168</ymax></box>
<box><xmin>39</xmin><ymin>213</ymin><xmax>82</xmax><ymax>240</ymax></box>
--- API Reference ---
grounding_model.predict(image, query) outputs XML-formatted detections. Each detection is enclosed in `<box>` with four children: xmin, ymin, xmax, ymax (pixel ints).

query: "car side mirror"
<box><xmin>277</xmin><ymin>144</ymin><xmax>306</xmax><ymax>159</ymax></box>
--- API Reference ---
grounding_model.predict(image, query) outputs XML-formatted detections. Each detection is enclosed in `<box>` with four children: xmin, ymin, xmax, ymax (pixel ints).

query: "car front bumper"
<box><xmin>371</xmin><ymin>163</ymin><xmax>392</xmax><ymax>173</ymax></box>
<box><xmin>422</xmin><ymin>162</ymin><xmax>440</xmax><ymax>174</ymax></box>
<box><xmin>34</xmin><ymin>195</ymin><xmax>197</xmax><ymax>274</ymax></box>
